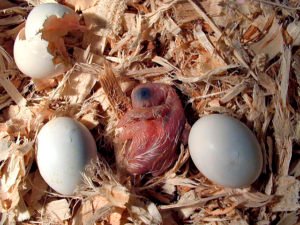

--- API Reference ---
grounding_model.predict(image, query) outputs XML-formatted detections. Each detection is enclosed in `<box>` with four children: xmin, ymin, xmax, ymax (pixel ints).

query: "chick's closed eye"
<box><xmin>134</xmin><ymin>87</ymin><xmax>151</xmax><ymax>101</ymax></box>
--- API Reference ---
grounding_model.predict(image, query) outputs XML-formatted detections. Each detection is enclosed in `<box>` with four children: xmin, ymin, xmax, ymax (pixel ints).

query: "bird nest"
<box><xmin>1</xmin><ymin>0</ymin><xmax>300</xmax><ymax>224</ymax></box>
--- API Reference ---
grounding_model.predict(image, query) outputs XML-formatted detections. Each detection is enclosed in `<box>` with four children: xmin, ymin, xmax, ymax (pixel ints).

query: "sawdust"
<box><xmin>0</xmin><ymin>0</ymin><xmax>300</xmax><ymax>224</ymax></box>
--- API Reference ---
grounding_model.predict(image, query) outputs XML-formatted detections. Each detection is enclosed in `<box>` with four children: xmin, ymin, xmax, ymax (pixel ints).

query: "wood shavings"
<box><xmin>145</xmin><ymin>0</ymin><xmax>179</xmax><ymax>27</ymax></box>
<box><xmin>0</xmin><ymin>47</ymin><xmax>26</xmax><ymax>107</ymax></box>
<box><xmin>0</xmin><ymin>75</ymin><xmax>26</xmax><ymax>107</ymax></box>
<box><xmin>273</xmin><ymin>101</ymin><xmax>293</xmax><ymax>176</ymax></box>
<box><xmin>176</xmin><ymin>190</ymin><xmax>198</xmax><ymax>219</ymax></box>
<box><xmin>280</xmin><ymin>46</ymin><xmax>291</xmax><ymax>106</ymax></box>
<box><xmin>2</xmin><ymin>0</ymin><xmax>300</xmax><ymax>224</ymax></box>
<box><xmin>287</xmin><ymin>21</ymin><xmax>300</xmax><ymax>46</ymax></box>
<box><xmin>188</xmin><ymin>0</ymin><xmax>257</xmax><ymax>80</ymax></box>
<box><xmin>243</xmin><ymin>15</ymin><xmax>274</xmax><ymax>42</ymax></box>
<box><xmin>160</xmin><ymin>193</ymin><xmax>227</xmax><ymax>210</ymax></box>
<box><xmin>25</xmin><ymin>171</ymin><xmax>48</xmax><ymax>208</ymax></box>
<box><xmin>129</xmin><ymin>201</ymin><xmax>162</xmax><ymax>225</ymax></box>
<box><xmin>220</xmin><ymin>81</ymin><xmax>247</xmax><ymax>104</ymax></box>
<box><xmin>0</xmin><ymin>140</ymin><xmax>34</xmax><ymax>219</ymax></box>
<box><xmin>176</xmin><ymin>64</ymin><xmax>240</xmax><ymax>83</ymax></box>
<box><xmin>54</xmin><ymin>71</ymin><xmax>97</xmax><ymax>104</ymax></box>
<box><xmin>250</xmin><ymin>18</ymin><xmax>283</xmax><ymax>60</ymax></box>
<box><xmin>164</xmin><ymin>16</ymin><xmax>181</xmax><ymax>36</ymax></box>
<box><xmin>99</xmin><ymin>63</ymin><xmax>131</xmax><ymax>118</ymax></box>
<box><xmin>83</xmin><ymin>0</ymin><xmax>126</xmax><ymax>36</ymax></box>
<box><xmin>272</xmin><ymin>176</ymin><xmax>300</xmax><ymax>212</ymax></box>
<box><xmin>15</xmin><ymin>197</ymin><xmax>31</xmax><ymax>222</ymax></box>
<box><xmin>62</xmin><ymin>0</ymin><xmax>99</xmax><ymax>11</ymax></box>
<box><xmin>73</xmin><ymin>195</ymin><xmax>110</xmax><ymax>225</ymax></box>
<box><xmin>44</xmin><ymin>199</ymin><xmax>71</xmax><ymax>222</ymax></box>
<box><xmin>277</xmin><ymin>211</ymin><xmax>299</xmax><ymax>225</ymax></box>
<box><xmin>234</xmin><ymin>191</ymin><xmax>273</xmax><ymax>208</ymax></box>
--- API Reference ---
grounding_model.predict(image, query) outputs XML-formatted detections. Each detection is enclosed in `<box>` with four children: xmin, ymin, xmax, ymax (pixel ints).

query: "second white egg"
<box><xmin>37</xmin><ymin>117</ymin><xmax>98</xmax><ymax>195</ymax></box>
<box><xmin>188</xmin><ymin>114</ymin><xmax>263</xmax><ymax>188</ymax></box>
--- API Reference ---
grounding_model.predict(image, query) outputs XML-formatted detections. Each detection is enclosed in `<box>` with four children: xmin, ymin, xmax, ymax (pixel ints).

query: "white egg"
<box><xmin>25</xmin><ymin>3</ymin><xmax>73</xmax><ymax>39</ymax></box>
<box><xmin>13</xmin><ymin>28</ymin><xmax>66</xmax><ymax>79</ymax></box>
<box><xmin>37</xmin><ymin>117</ymin><xmax>97</xmax><ymax>195</ymax></box>
<box><xmin>188</xmin><ymin>114</ymin><xmax>263</xmax><ymax>188</ymax></box>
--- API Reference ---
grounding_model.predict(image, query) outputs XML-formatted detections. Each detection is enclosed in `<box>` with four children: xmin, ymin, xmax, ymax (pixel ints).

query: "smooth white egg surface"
<box><xmin>188</xmin><ymin>114</ymin><xmax>263</xmax><ymax>188</ymax></box>
<box><xmin>37</xmin><ymin>117</ymin><xmax>97</xmax><ymax>195</ymax></box>
<box><xmin>14</xmin><ymin>28</ymin><xmax>66</xmax><ymax>79</ymax></box>
<box><xmin>25</xmin><ymin>3</ymin><xmax>73</xmax><ymax>39</ymax></box>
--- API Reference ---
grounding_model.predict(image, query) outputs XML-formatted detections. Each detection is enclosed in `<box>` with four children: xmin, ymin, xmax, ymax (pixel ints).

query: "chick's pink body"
<box><xmin>117</xmin><ymin>83</ymin><xmax>186</xmax><ymax>175</ymax></box>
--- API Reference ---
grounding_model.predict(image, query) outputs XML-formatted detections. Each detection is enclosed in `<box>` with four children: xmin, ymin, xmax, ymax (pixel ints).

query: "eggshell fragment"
<box><xmin>25</xmin><ymin>3</ymin><xmax>73</xmax><ymax>39</ymax></box>
<box><xmin>37</xmin><ymin>117</ymin><xmax>97</xmax><ymax>195</ymax></box>
<box><xmin>13</xmin><ymin>28</ymin><xmax>66</xmax><ymax>79</ymax></box>
<box><xmin>188</xmin><ymin>114</ymin><xmax>263</xmax><ymax>188</ymax></box>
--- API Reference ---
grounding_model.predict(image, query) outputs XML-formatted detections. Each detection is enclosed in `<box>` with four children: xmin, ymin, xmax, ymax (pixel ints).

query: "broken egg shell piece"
<box><xmin>13</xmin><ymin>28</ymin><xmax>66</xmax><ymax>79</ymax></box>
<box><xmin>25</xmin><ymin>3</ymin><xmax>74</xmax><ymax>39</ymax></box>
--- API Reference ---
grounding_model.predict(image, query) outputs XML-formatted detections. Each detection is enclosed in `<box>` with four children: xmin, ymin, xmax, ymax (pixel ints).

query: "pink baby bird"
<box><xmin>117</xmin><ymin>83</ymin><xmax>187</xmax><ymax>175</ymax></box>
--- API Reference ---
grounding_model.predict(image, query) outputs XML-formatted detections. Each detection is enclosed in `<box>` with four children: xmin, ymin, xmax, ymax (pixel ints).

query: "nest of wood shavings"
<box><xmin>1</xmin><ymin>0</ymin><xmax>300</xmax><ymax>224</ymax></box>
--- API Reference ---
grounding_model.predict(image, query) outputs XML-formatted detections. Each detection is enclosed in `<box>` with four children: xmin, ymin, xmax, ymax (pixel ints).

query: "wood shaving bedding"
<box><xmin>0</xmin><ymin>0</ymin><xmax>300</xmax><ymax>224</ymax></box>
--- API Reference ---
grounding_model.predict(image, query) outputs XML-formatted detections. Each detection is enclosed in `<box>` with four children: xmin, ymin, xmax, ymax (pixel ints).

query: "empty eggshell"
<box><xmin>13</xmin><ymin>3</ymin><xmax>75</xmax><ymax>79</ymax></box>
<box><xmin>188</xmin><ymin>114</ymin><xmax>263</xmax><ymax>188</ymax></box>
<box><xmin>37</xmin><ymin>117</ymin><xmax>97</xmax><ymax>195</ymax></box>
<box><xmin>13</xmin><ymin>28</ymin><xmax>66</xmax><ymax>79</ymax></box>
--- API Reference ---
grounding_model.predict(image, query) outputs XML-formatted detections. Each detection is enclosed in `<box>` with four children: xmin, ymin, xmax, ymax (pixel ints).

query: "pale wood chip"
<box><xmin>16</xmin><ymin>197</ymin><xmax>30</xmax><ymax>222</ymax></box>
<box><xmin>129</xmin><ymin>201</ymin><xmax>162</xmax><ymax>225</ymax></box>
<box><xmin>44</xmin><ymin>199</ymin><xmax>71</xmax><ymax>222</ymax></box>
<box><xmin>272</xmin><ymin>176</ymin><xmax>300</xmax><ymax>212</ymax></box>
<box><xmin>287</xmin><ymin>21</ymin><xmax>300</xmax><ymax>46</ymax></box>
<box><xmin>101</xmin><ymin>184</ymin><xmax>130</xmax><ymax>209</ymax></box>
<box><xmin>250</xmin><ymin>18</ymin><xmax>283</xmax><ymax>60</ymax></box>
<box><xmin>273</xmin><ymin>102</ymin><xmax>293</xmax><ymax>176</ymax></box>
<box><xmin>99</xmin><ymin>63</ymin><xmax>131</xmax><ymax>118</ymax></box>
<box><xmin>27</xmin><ymin>171</ymin><xmax>48</xmax><ymax>207</ymax></box>
<box><xmin>220</xmin><ymin>82</ymin><xmax>247</xmax><ymax>104</ymax></box>
<box><xmin>73</xmin><ymin>195</ymin><xmax>109</xmax><ymax>225</ymax></box>
<box><xmin>280</xmin><ymin>46</ymin><xmax>291</xmax><ymax>106</ymax></box>
<box><xmin>176</xmin><ymin>64</ymin><xmax>239</xmax><ymax>83</ymax></box>
<box><xmin>243</xmin><ymin>14</ymin><xmax>274</xmax><ymax>42</ymax></box>
<box><xmin>160</xmin><ymin>193</ymin><xmax>227</xmax><ymax>210</ymax></box>
<box><xmin>55</xmin><ymin>71</ymin><xmax>97</xmax><ymax>104</ymax></box>
<box><xmin>0</xmin><ymin>137</ymin><xmax>10</xmax><ymax>161</ymax></box>
<box><xmin>173</xmin><ymin>2</ymin><xmax>199</xmax><ymax>24</ymax></box>
<box><xmin>187</xmin><ymin>0</ymin><xmax>222</xmax><ymax>38</ymax></box>
<box><xmin>79</xmin><ymin>111</ymin><xmax>99</xmax><ymax>129</ymax></box>
<box><xmin>62</xmin><ymin>0</ymin><xmax>98</xmax><ymax>11</ymax></box>
<box><xmin>0</xmin><ymin>76</ymin><xmax>26</xmax><ymax>107</ymax></box>
<box><xmin>176</xmin><ymin>190</ymin><xmax>198</xmax><ymax>219</ymax></box>
<box><xmin>277</xmin><ymin>211</ymin><xmax>299</xmax><ymax>225</ymax></box>
<box><xmin>257</xmin><ymin>72</ymin><xmax>276</xmax><ymax>94</ymax></box>
<box><xmin>83</xmin><ymin>0</ymin><xmax>126</xmax><ymax>36</ymax></box>
<box><xmin>164</xmin><ymin>16</ymin><xmax>181</xmax><ymax>35</ymax></box>
<box><xmin>240</xmin><ymin>192</ymin><xmax>272</xmax><ymax>208</ymax></box>
<box><xmin>145</xmin><ymin>0</ymin><xmax>180</xmax><ymax>27</ymax></box>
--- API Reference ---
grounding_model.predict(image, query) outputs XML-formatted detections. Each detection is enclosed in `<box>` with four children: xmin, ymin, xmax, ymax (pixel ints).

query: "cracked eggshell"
<box><xmin>13</xmin><ymin>3</ymin><xmax>74</xmax><ymax>79</ymax></box>
<box><xmin>37</xmin><ymin>117</ymin><xmax>98</xmax><ymax>195</ymax></box>
<box><xmin>13</xmin><ymin>28</ymin><xmax>66</xmax><ymax>79</ymax></box>
<box><xmin>25</xmin><ymin>3</ymin><xmax>73</xmax><ymax>39</ymax></box>
<box><xmin>188</xmin><ymin>114</ymin><xmax>263</xmax><ymax>188</ymax></box>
